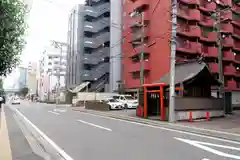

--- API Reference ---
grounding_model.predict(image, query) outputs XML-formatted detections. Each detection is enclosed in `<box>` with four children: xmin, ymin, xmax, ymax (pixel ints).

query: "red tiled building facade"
<box><xmin>122</xmin><ymin>0</ymin><xmax>240</xmax><ymax>94</ymax></box>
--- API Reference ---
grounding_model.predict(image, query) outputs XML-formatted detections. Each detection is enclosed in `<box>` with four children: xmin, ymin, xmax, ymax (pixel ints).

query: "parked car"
<box><xmin>11</xmin><ymin>96</ymin><xmax>20</xmax><ymax>105</ymax></box>
<box><xmin>113</xmin><ymin>95</ymin><xmax>138</xmax><ymax>109</ymax></box>
<box><xmin>104</xmin><ymin>98</ymin><xmax>124</xmax><ymax>110</ymax></box>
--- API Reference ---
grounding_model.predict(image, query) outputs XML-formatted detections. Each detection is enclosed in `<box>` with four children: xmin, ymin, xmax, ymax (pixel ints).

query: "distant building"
<box><xmin>27</xmin><ymin>62</ymin><xmax>38</xmax><ymax>95</ymax></box>
<box><xmin>38</xmin><ymin>41</ymin><xmax>67</xmax><ymax>100</ymax></box>
<box><xmin>18</xmin><ymin>67</ymin><xmax>27</xmax><ymax>89</ymax></box>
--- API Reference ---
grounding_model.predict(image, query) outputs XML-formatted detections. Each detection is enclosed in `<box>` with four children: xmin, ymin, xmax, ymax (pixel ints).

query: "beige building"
<box><xmin>27</xmin><ymin>62</ymin><xmax>38</xmax><ymax>94</ymax></box>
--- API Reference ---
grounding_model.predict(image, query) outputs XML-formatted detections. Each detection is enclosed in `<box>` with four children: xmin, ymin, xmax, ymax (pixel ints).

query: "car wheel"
<box><xmin>109</xmin><ymin>105</ymin><xmax>112</xmax><ymax>110</ymax></box>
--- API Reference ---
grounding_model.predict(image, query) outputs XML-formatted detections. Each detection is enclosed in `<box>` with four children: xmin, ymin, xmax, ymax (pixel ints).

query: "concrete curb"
<box><xmin>73</xmin><ymin>108</ymin><xmax>240</xmax><ymax>142</ymax></box>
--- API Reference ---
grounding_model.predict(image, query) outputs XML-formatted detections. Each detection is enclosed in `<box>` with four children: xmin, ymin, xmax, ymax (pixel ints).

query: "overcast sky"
<box><xmin>4</xmin><ymin>0</ymin><xmax>85</xmax><ymax>88</ymax></box>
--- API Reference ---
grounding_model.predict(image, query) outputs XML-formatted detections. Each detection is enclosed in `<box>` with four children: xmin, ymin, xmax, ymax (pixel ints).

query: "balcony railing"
<box><xmin>223</xmin><ymin>50</ymin><xmax>235</xmax><ymax>61</ymax></box>
<box><xmin>127</xmin><ymin>0</ymin><xmax>149</xmax><ymax>14</ymax></box>
<box><xmin>208</xmin><ymin>63</ymin><xmax>218</xmax><ymax>73</ymax></box>
<box><xmin>199</xmin><ymin>0</ymin><xmax>216</xmax><ymax>12</ymax></box>
<box><xmin>220</xmin><ymin>10</ymin><xmax>232</xmax><ymax>20</ymax></box>
<box><xmin>177</xmin><ymin>7</ymin><xmax>200</xmax><ymax>21</ymax></box>
<box><xmin>221</xmin><ymin>23</ymin><xmax>233</xmax><ymax>33</ymax></box>
<box><xmin>233</xmin><ymin>40</ymin><xmax>240</xmax><ymax>51</ymax></box>
<box><xmin>222</xmin><ymin>37</ymin><xmax>234</xmax><ymax>48</ymax></box>
<box><xmin>232</xmin><ymin>4</ymin><xmax>240</xmax><ymax>14</ymax></box>
<box><xmin>224</xmin><ymin>65</ymin><xmax>236</xmax><ymax>75</ymax></box>
<box><xmin>218</xmin><ymin>0</ymin><xmax>232</xmax><ymax>7</ymax></box>
<box><xmin>180</xmin><ymin>0</ymin><xmax>200</xmax><ymax>5</ymax></box>
<box><xmin>131</xmin><ymin>28</ymin><xmax>149</xmax><ymax>41</ymax></box>
<box><xmin>177</xmin><ymin>25</ymin><xmax>201</xmax><ymax>38</ymax></box>
<box><xmin>177</xmin><ymin>41</ymin><xmax>202</xmax><ymax>54</ymax></box>
<box><xmin>200</xmin><ymin>14</ymin><xmax>215</xmax><ymax>27</ymax></box>
<box><xmin>128</xmin><ymin>60</ymin><xmax>150</xmax><ymax>72</ymax></box>
<box><xmin>201</xmin><ymin>30</ymin><xmax>217</xmax><ymax>42</ymax></box>
<box><xmin>203</xmin><ymin>46</ymin><xmax>218</xmax><ymax>57</ymax></box>
<box><xmin>129</xmin><ymin>44</ymin><xmax>150</xmax><ymax>57</ymax></box>
<box><xmin>225</xmin><ymin>80</ymin><xmax>237</xmax><ymax>90</ymax></box>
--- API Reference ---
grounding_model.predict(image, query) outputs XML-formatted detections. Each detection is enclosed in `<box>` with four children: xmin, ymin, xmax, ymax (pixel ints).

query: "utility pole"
<box><xmin>140</xmin><ymin>12</ymin><xmax>145</xmax><ymax>86</ymax></box>
<box><xmin>169</xmin><ymin>0</ymin><xmax>177</xmax><ymax>122</ymax></box>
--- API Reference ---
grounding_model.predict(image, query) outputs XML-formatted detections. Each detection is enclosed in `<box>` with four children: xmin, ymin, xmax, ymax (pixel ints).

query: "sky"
<box><xmin>4</xmin><ymin>0</ymin><xmax>85</xmax><ymax>88</ymax></box>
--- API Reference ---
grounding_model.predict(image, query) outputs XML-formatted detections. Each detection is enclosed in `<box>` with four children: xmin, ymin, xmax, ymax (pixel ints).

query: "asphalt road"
<box><xmin>5</xmin><ymin>102</ymin><xmax>240</xmax><ymax>160</ymax></box>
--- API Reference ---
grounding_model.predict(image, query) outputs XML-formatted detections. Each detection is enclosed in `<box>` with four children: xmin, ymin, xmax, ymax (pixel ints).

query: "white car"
<box><xmin>105</xmin><ymin>98</ymin><xmax>124</xmax><ymax>110</ymax></box>
<box><xmin>11</xmin><ymin>97</ymin><xmax>20</xmax><ymax>105</ymax></box>
<box><xmin>113</xmin><ymin>95</ymin><xmax>138</xmax><ymax>109</ymax></box>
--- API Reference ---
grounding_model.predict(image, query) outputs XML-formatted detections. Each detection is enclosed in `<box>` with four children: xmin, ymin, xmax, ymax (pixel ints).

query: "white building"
<box><xmin>38</xmin><ymin>41</ymin><xmax>67</xmax><ymax>100</ymax></box>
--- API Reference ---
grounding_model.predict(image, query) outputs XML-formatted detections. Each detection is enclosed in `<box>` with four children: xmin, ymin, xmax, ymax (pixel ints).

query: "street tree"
<box><xmin>0</xmin><ymin>0</ymin><xmax>28</xmax><ymax>76</ymax></box>
<box><xmin>19</xmin><ymin>87</ymin><xmax>29</xmax><ymax>97</ymax></box>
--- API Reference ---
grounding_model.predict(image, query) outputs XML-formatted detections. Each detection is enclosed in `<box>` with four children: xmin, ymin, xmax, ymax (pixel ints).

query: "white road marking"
<box><xmin>54</xmin><ymin>109</ymin><xmax>66</xmax><ymax>113</ymax></box>
<box><xmin>14</xmin><ymin>108</ymin><xmax>74</xmax><ymax>160</ymax></box>
<box><xmin>79</xmin><ymin>112</ymin><xmax>240</xmax><ymax>145</ymax></box>
<box><xmin>78</xmin><ymin>111</ymin><xmax>240</xmax><ymax>138</ymax></box>
<box><xmin>76</xmin><ymin>119</ymin><xmax>112</xmax><ymax>131</ymax></box>
<box><xmin>48</xmin><ymin>111</ymin><xmax>59</xmax><ymax>115</ymax></box>
<box><xmin>202</xmin><ymin>159</ymin><xmax>210</xmax><ymax>160</ymax></box>
<box><xmin>175</xmin><ymin>137</ymin><xmax>240</xmax><ymax>159</ymax></box>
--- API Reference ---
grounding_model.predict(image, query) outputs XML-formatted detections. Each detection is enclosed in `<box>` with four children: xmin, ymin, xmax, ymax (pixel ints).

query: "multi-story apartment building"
<box><xmin>66</xmin><ymin>0</ymin><xmax>122</xmax><ymax>92</ymax></box>
<box><xmin>66</xmin><ymin>4</ymin><xmax>85</xmax><ymax>89</ymax></box>
<box><xmin>122</xmin><ymin>0</ymin><xmax>240</xmax><ymax>103</ymax></box>
<box><xmin>39</xmin><ymin>42</ymin><xmax>67</xmax><ymax>100</ymax></box>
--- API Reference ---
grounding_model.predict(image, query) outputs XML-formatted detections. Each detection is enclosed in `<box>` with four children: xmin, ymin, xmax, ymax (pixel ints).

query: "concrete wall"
<box><xmin>109</xmin><ymin>0</ymin><xmax>122</xmax><ymax>92</ymax></box>
<box><xmin>174</xmin><ymin>97</ymin><xmax>224</xmax><ymax>111</ymax></box>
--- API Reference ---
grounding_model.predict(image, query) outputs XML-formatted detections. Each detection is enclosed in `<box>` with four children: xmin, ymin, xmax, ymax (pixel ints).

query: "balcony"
<box><xmin>203</xmin><ymin>46</ymin><xmax>218</xmax><ymax>57</ymax></box>
<box><xmin>199</xmin><ymin>0</ymin><xmax>216</xmax><ymax>12</ymax></box>
<box><xmin>177</xmin><ymin>24</ymin><xmax>201</xmax><ymax>38</ymax></box>
<box><xmin>200</xmin><ymin>30</ymin><xmax>217</xmax><ymax>42</ymax></box>
<box><xmin>234</xmin><ymin>52</ymin><xmax>240</xmax><ymax>63</ymax></box>
<box><xmin>232</xmin><ymin>4</ymin><xmax>240</xmax><ymax>14</ymax></box>
<box><xmin>127</xmin><ymin>0</ymin><xmax>149</xmax><ymax>14</ymax></box>
<box><xmin>222</xmin><ymin>37</ymin><xmax>234</xmax><ymax>48</ymax></box>
<box><xmin>131</xmin><ymin>28</ymin><xmax>149</xmax><ymax>42</ymax></box>
<box><xmin>218</xmin><ymin>0</ymin><xmax>232</xmax><ymax>7</ymax></box>
<box><xmin>127</xmin><ymin>77</ymin><xmax>150</xmax><ymax>88</ymax></box>
<box><xmin>233</xmin><ymin>27</ymin><xmax>240</xmax><ymax>39</ymax></box>
<box><xmin>224</xmin><ymin>64</ymin><xmax>236</xmax><ymax>75</ymax></box>
<box><xmin>180</xmin><ymin>0</ymin><xmax>200</xmax><ymax>5</ymax></box>
<box><xmin>128</xmin><ymin>60</ymin><xmax>150</xmax><ymax>73</ymax></box>
<box><xmin>223</xmin><ymin>50</ymin><xmax>235</xmax><ymax>61</ymax></box>
<box><xmin>177</xmin><ymin>40</ymin><xmax>202</xmax><ymax>54</ymax></box>
<box><xmin>232</xmin><ymin>13</ymin><xmax>240</xmax><ymax>27</ymax></box>
<box><xmin>177</xmin><ymin>6</ymin><xmax>201</xmax><ymax>21</ymax></box>
<box><xmin>200</xmin><ymin>14</ymin><xmax>215</xmax><ymax>27</ymax></box>
<box><xmin>129</xmin><ymin>44</ymin><xmax>150</xmax><ymax>57</ymax></box>
<box><xmin>225</xmin><ymin>80</ymin><xmax>237</xmax><ymax>90</ymax></box>
<box><xmin>233</xmin><ymin>39</ymin><xmax>240</xmax><ymax>51</ymax></box>
<box><xmin>221</xmin><ymin>23</ymin><xmax>233</xmax><ymax>33</ymax></box>
<box><xmin>208</xmin><ymin>63</ymin><xmax>218</xmax><ymax>73</ymax></box>
<box><xmin>220</xmin><ymin>10</ymin><xmax>232</xmax><ymax>20</ymax></box>
<box><xmin>129</xmin><ymin>13</ymin><xmax>150</xmax><ymax>28</ymax></box>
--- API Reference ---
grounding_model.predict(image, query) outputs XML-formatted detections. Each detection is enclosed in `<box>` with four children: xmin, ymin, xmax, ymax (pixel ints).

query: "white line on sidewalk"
<box><xmin>79</xmin><ymin>112</ymin><xmax>240</xmax><ymax>145</ymax></box>
<box><xmin>76</xmin><ymin>119</ymin><xmax>112</xmax><ymax>131</ymax></box>
<box><xmin>14</xmin><ymin>108</ymin><xmax>74</xmax><ymax>160</ymax></box>
<box><xmin>48</xmin><ymin>111</ymin><xmax>60</xmax><ymax>115</ymax></box>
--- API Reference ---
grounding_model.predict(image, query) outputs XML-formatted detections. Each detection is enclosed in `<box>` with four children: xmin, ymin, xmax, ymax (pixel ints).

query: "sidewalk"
<box><xmin>72</xmin><ymin>107</ymin><xmax>240</xmax><ymax>142</ymax></box>
<box><xmin>3</xmin><ymin>106</ymin><xmax>44</xmax><ymax>160</ymax></box>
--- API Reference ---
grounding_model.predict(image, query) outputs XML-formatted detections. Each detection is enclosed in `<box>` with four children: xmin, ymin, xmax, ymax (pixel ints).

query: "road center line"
<box><xmin>48</xmin><ymin>111</ymin><xmax>59</xmax><ymax>115</ymax></box>
<box><xmin>76</xmin><ymin>119</ymin><xmax>112</xmax><ymax>131</ymax></box>
<box><xmin>79</xmin><ymin>112</ymin><xmax>240</xmax><ymax>144</ymax></box>
<box><xmin>14</xmin><ymin>108</ymin><xmax>74</xmax><ymax>160</ymax></box>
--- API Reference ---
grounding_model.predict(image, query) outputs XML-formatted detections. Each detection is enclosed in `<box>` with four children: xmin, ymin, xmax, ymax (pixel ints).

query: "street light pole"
<box><xmin>169</xmin><ymin>0</ymin><xmax>177</xmax><ymax>122</ymax></box>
